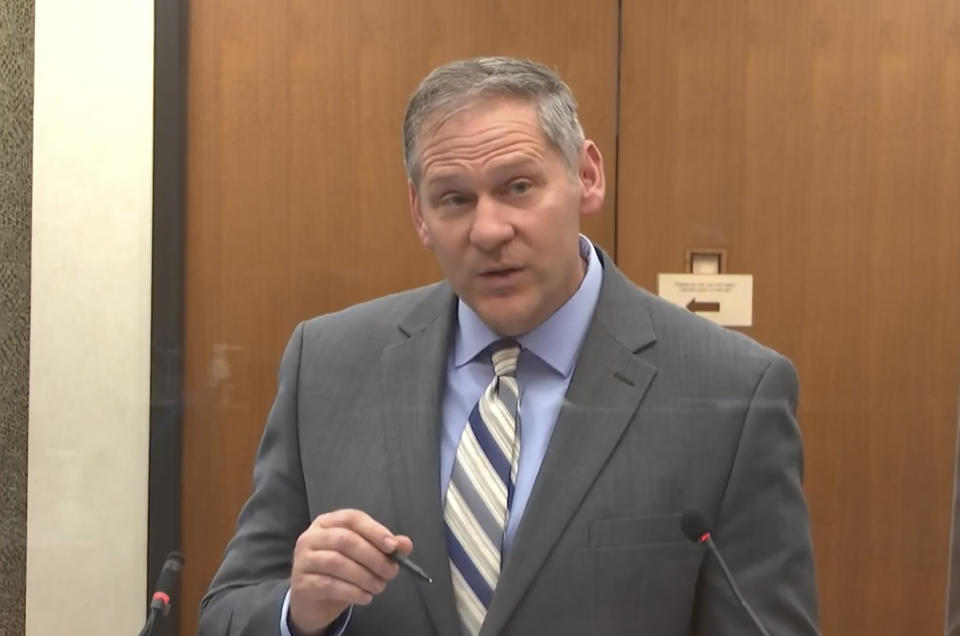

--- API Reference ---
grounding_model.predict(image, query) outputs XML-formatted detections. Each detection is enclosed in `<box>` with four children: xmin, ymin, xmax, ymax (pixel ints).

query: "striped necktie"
<box><xmin>443</xmin><ymin>340</ymin><xmax>522</xmax><ymax>636</ymax></box>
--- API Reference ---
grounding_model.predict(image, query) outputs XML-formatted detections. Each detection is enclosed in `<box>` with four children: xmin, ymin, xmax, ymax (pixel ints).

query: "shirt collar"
<box><xmin>454</xmin><ymin>235</ymin><xmax>604</xmax><ymax>377</ymax></box>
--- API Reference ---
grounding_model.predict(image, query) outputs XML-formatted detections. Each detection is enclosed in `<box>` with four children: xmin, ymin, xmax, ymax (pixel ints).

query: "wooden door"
<box><xmin>617</xmin><ymin>1</ymin><xmax>960</xmax><ymax>634</ymax></box>
<box><xmin>181</xmin><ymin>1</ymin><xmax>619</xmax><ymax>633</ymax></box>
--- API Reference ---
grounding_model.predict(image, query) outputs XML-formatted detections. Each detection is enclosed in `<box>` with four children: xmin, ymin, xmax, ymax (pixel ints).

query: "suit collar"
<box><xmin>397</xmin><ymin>281</ymin><xmax>456</xmax><ymax>338</ymax></box>
<box><xmin>590</xmin><ymin>245</ymin><xmax>658</xmax><ymax>354</ymax></box>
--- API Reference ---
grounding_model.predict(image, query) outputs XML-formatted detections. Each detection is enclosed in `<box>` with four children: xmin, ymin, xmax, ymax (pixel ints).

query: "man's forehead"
<box><xmin>420</xmin><ymin>97</ymin><xmax>542</xmax><ymax>145</ymax></box>
<box><xmin>422</xmin><ymin>153</ymin><xmax>546</xmax><ymax>185</ymax></box>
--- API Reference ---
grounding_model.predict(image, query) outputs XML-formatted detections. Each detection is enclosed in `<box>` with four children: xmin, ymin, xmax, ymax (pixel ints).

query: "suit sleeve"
<box><xmin>198</xmin><ymin>322</ymin><xmax>312</xmax><ymax>636</ymax></box>
<box><xmin>692</xmin><ymin>354</ymin><xmax>820</xmax><ymax>635</ymax></box>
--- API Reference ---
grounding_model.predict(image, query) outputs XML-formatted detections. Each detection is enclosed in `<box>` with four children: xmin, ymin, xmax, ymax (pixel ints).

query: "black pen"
<box><xmin>389</xmin><ymin>551</ymin><xmax>433</xmax><ymax>583</ymax></box>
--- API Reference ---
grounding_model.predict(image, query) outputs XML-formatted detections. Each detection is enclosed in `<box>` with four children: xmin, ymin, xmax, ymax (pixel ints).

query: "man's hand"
<box><xmin>289</xmin><ymin>509</ymin><xmax>414</xmax><ymax>635</ymax></box>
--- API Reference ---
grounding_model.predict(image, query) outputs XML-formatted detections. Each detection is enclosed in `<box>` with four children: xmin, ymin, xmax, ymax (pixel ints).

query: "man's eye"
<box><xmin>508</xmin><ymin>180</ymin><xmax>533</xmax><ymax>195</ymax></box>
<box><xmin>440</xmin><ymin>193</ymin><xmax>471</xmax><ymax>207</ymax></box>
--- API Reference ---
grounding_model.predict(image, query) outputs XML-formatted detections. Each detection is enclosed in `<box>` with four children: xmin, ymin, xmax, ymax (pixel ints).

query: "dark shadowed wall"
<box><xmin>0</xmin><ymin>0</ymin><xmax>33</xmax><ymax>634</ymax></box>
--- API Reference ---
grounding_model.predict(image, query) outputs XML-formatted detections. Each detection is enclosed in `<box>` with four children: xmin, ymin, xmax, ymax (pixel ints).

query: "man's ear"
<box><xmin>578</xmin><ymin>140</ymin><xmax>606</xmax><ymax>216</ymax></box>
<box><xmin>408</xmin><ymin>180</ymin><xmax>433</xmax><ymax>249</ymax></box>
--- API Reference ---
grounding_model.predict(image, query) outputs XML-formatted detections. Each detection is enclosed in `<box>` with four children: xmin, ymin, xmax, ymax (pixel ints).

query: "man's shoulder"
<box><xmin>599</xmin><ymin>260</ymin><xmax>781</xmax><ymax>367</ymax></box>
<box><xmin>299</xmin><ymin>280</ymin><xmax>450</xmax><ymax>344</ymax></box>
<box><xmin>615</xmin><ymin>282</ymin><xmax>791</xmax><ymax>387</ymax></box>
<box><xmin>651</xmin><ymin>289</ymin><xmax>777</xmax><ymax>354</ymax></box>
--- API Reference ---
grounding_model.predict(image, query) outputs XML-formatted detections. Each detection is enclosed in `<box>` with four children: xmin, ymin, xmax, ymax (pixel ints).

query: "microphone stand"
<box><xmin>137</xmin><ymin>609</ymin><xmax>158</xmax><ymax>636</ymax></box>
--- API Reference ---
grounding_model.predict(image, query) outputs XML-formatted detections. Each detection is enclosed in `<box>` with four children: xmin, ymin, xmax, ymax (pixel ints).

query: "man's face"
<box><xmin>408</xmin><ymin>98</ymin><xmax>605</xmax><ymax>336</ymax></box>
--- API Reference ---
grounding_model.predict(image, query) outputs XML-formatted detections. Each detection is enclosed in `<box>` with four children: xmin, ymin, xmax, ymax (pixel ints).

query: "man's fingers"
<box><xmin>312</xmin><ymin>509</ymin><xmax>400</xmax><ymax>553</ymax></box>
<box><xmin>296</xmin><ymin>573</ymin><xmax>375</xmax><ymax>606</ymax></box>
<box><xmin>289</xmin><ymin>512</ymin><xmax>419</xmax><ymax>633</ymax></box>
<box><xmin>296</xmin><ymin>549</ymin><xmax>390</xmax><ymax>596</ymax></box>
<box><xmin>392</xmin><ymin>534</ymin><xmax>414</xmax><ymax>557</ymax></box>
<box><xmin>297</xmin><ymin>525</ymin><xmax>399</xmax><ymax>580</ymax></box>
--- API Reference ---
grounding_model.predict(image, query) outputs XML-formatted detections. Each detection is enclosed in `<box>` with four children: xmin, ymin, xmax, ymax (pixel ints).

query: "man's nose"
<box><xmin>469</xmin><ymin>195</ymin><xmax>514</xmax><ymax>250</ymax></box>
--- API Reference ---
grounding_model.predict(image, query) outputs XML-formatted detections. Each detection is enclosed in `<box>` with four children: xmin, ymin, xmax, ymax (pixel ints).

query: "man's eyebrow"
<box><xmin>422</xmin><ymin>155</ymin><xmax>544</xmax><ymax>188</ymax></box>
<box><xmin>422</xmin><ymin>172</ymin><xmax>463</xmax><ymax>189</ymax></box>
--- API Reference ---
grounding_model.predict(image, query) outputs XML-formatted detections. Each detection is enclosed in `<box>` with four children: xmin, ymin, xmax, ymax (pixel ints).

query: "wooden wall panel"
<box><xmin>182</xmin><ymin>1</ymin><xmax>618</xmax><ymax>633</ymax></box>
<box><xmin>618</xmin><ymin>1</ymin><xmax>960</xmax><ymax>634</ymax></box>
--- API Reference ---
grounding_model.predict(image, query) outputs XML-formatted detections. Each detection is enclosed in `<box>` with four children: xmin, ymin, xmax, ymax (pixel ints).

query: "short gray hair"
<box><xmin>402</xmin><ymin>56</ymin><xmax>586</xmax><ymax>184</ymax></box>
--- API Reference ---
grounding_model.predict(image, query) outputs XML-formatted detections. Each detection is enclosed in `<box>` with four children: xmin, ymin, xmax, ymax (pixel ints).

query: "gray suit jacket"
<box><xmin>199</xmin><ymin>250</ymin><xmax>819</xmax><ymax>635</ymax></box>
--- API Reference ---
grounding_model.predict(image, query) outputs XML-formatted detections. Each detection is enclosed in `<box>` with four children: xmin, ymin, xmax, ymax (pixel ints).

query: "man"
<box><xmin>199</xmin><ymin>56</ymin><xmax>819</xmax><ymax>636</ymax></box>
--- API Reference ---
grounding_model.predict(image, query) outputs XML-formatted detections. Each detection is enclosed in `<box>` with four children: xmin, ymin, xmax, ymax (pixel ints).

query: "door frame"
<box><xmin>149</xmin><ymin>0</ymin><xmax>188</xmax><ymax>633</ymax></box>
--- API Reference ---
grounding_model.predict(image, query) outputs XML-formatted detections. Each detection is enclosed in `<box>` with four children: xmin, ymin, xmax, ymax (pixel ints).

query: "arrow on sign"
<box><xmin>686</xmin><ymin>298</ymin><xmax>720</xmax><ymax>313</ymax></box>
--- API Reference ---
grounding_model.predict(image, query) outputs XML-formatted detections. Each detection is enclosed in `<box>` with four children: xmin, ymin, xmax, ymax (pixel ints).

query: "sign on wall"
<box><xmin>657</xmin><ymin>274</ymin><xmax>753</xmax><ymax>327</ymax></box>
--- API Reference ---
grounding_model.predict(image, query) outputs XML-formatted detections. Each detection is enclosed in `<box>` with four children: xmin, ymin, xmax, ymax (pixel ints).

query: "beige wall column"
<box><xmin>27</xmin><ymin>0</ymin><xmax>154</xmax><ymax>633</ymax></box>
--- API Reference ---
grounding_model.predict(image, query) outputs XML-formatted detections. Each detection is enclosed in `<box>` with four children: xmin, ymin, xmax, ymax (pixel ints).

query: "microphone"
<box><xmin>137</xmin><ymin>551</ymin><xmax>185</xmax><ymax>636</ymax></box>
<box><xmin>680</xmin><ymin>511</ymin><xmax>772</xmax><ymax>636</ymax></box>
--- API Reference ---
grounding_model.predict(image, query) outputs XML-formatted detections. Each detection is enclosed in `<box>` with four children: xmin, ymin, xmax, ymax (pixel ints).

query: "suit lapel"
<box><xmin>378</xmin><ymin>284</ymin><xmax>462</xmax><ymax>636</ymax></box>
<box><xmin>480</xmin><ymin>259</ymin><xmax>659</xmax><ymax>636</ymax></box>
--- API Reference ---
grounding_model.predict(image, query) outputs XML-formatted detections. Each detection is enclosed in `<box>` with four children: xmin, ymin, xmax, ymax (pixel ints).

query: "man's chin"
<box><xmin>472</xmin><ymin>300</ymin><xmax>539</xmax><ymax>337</ymax></box>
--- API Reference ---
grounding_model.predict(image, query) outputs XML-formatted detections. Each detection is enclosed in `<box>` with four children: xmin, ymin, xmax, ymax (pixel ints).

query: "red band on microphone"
<box><xmin>699</xmin><ymin>532</ymin><xmax>711</xmax><ymax>544</ymax></box>
<box><xmin>152</xmin><ymin>591</ymin><xmax>171</xmax><ymax>606</ymax></box>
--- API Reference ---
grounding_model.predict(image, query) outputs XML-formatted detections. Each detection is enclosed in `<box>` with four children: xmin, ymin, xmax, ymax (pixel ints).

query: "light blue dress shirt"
<box><xmin>281</xmin><ymin>236</ymin><xmax>603</xmax><ymax>636</ymax></box>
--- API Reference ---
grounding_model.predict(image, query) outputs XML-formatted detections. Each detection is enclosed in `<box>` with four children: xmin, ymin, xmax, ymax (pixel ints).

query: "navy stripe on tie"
<box><xmin>444</xmin><ymin>524</ymin><xmax>494</xmax><ymax>607</ymax></box>
<box><xmin>467</xmin><ymin>403</ymin><xmax>511</xmax><ymax>485</ymax></box>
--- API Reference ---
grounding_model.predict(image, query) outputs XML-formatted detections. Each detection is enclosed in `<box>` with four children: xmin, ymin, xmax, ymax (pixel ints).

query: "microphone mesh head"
<box><xmin>680</xmin><ymin>510</ymin><xmax>711</xmax><ymax>543</ymax></box>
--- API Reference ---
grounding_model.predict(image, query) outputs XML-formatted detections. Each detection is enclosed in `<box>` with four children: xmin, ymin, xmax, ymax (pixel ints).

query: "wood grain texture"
<box><xmin>618</xmin><ymin>1</ymin><xmax>960</xmax><ymax>633</ymax></box>
<box><xmin>182</xmin><ymin>2</ymin><xmax>618</xmax><ymax>633</ymax></box>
